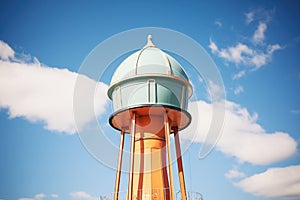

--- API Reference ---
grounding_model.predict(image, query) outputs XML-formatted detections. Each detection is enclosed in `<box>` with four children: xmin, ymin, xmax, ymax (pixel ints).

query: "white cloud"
<box><xmin>245</xmin><ymin>11</ymin><xmax>254</xmax><ymax>24</ymax></box>
<box><xmin>225</xmin><ymin>168</ymin><xmax>246</xmax><ymax>179</ymax></box>
<box><xmin>227</xmin><ymin>44</ymin><xmax>254</xmax><ymax>64</ymax></box>
<box><xmin>0</xmin><ymin>40</ymin><xmax>14</xmax><ymax>60</ymax></box>
<box><xmin>70</xmin><ymin>191</ymin><xmax>97</xmax><ymax>200</ymax></box>
<box><xmin>19</xmin><ymin>199</ymin><xmax>33</xmax><ymax>200</ymax></box>
<box><xmin>19</xmin><ymin>193</ymin><xmax>46</xmax><ymax>200</ymax></box>
<box><xmin>209</xmin><ymin>40</ymin><xmax>281</xmax><ymax>71</ymax></box>
<box><xmin>50</xmin><ymin>194</ymin><xmax>59</xmax><ymax>198</ymax></box>
<box><xmin>251</xmin><ymin>44</ymin><xmax>282</xmax><ymax>71</ymax></box>
<box><xmin>253</xmin><ymin>22</ymin><xmax>267</xmax><ymax>45</ymax></box>
<box><xmin>268</xmin><ymin>43</ymin><xmax>282</xmax><ymax>54</ymax></box>
<box><xmin>245</xmin><ymin>9</ymin><xmax>273</xmax><ymax>25</ymax></box>
<box><xmin>0</xmin><ymin>41</ymin><xmax>109</xmax><ymax>134</ymax></box>
<box><xmin>34</xmin><ymin>194</ymin><xmax>45</xmax><ymax>200</ymax></box>
<box><xmin>234</xmin><ymin>85</ymin><xmax>244</xmax><ymax>95</ymax></box>
<box><xmin>236</xmin><ymin>165</ymin><xmax>300</xmax><ymax>199</ymax></box>
<box><xmin>214</xmin><ymin>20</ymin><xmax>222</xmax><ymax>27</ymax></box>
<box><xmin>206</xmin><ymin>79</ymin><xmax>224</xmax><ymax>101</ymax></box>
<box><xmin>250</xmin><ymin>52</ymin><xmax>267</xmax><ymax>68</ymax></box>
<box><xmin>210</xmin><ymin>9</ymin><xmax>280</xmax><ymax>77</ymax></box>
<box><xmin>208</xmin><ymin>38</ymin><xmax>219</xmax><ymax>54</ymax></box>
<box><xmin>232</xmin><ymin>70</ymin><xmax>246</xmax><ymax>80</ymax></box>
<box><xmin>209</xmin><ymin>40</ymin><xmax>252</xmax><ymax>65</ymax></box>
<box><xmin>181</xmin><ymin>100</ymin><xmax>297</xmax><ymax>165</ymax></box>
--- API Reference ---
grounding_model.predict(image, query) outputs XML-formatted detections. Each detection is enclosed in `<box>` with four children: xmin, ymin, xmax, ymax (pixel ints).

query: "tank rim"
<box><xmin>108</xmin><ymin>104</ymin><xmax>192</xmax><ymax>133</ymax></box>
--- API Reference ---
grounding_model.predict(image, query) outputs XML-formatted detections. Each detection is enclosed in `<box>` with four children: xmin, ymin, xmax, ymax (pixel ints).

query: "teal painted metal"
<box><xmin>110</xmin><ymin>48</ymin><xmax>189</xmax><ymax>84</ymax></box>
<box><xmin>107</xmin><ymin>35</ymin><xmax>193</xmax><ymax>113</ymax></box>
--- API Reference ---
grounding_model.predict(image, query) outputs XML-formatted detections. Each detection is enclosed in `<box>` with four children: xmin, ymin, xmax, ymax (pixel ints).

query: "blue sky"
<box><xmin>0</xmin><ymin>1</ymin><xmax>300</xmax><ymax>200</ymax></box>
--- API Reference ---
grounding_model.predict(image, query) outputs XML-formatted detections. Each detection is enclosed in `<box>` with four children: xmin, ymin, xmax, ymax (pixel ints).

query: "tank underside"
<box><xmin>109</xmin><ymin>104</ymin><xmax>192</xmax><ymax>133</ymax></box>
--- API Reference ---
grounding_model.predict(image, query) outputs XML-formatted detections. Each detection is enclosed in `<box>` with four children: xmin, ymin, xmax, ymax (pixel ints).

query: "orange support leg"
<box><xmin>114</xmin><ymin>129</ymin><xmax>125</xmax><ymax>200</ymax></box>
<box><xmin>128</xmin><ymin>113</ymin><xmax>136</xmax><ymax>200</ymax></box>
<box><xmin>164</xmin><ymin>113</ymin><xmax>175</xmax><ymax>200</ymax></box>
<box><xmin>174</xmin><ymin>126</ymin><xmax>187</xmax><ymax>200</ymax></box>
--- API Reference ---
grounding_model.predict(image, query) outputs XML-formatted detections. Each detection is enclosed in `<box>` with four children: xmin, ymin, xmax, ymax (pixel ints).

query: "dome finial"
<box><xmin>145</xmin><ymin>34</ymin><xmax>155</xmax><ymax>47</ymax></box>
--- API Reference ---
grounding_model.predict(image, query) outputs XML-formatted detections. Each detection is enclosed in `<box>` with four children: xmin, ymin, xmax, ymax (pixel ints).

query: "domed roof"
<box><xmin>110</xmin><ymin>35</ymin><xmax>189</xmax><ymax>84</ymax></box>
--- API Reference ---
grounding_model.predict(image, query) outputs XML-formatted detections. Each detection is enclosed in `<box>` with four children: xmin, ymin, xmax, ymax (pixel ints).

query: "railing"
<box><xmin>99</xmin><ymin>190</ymin><xmax>203</xmax><ymax>200</ymax></box>
<box><xmin>176</xmin><ymin>191</ymin><xmax>203</xmax><ymax>200</ymax></box>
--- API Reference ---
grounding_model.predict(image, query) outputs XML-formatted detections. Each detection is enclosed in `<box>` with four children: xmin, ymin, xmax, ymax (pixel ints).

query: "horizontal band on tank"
<box><xmin>107</xmin><ymin>73</ymin><xmax>193</xmax><ymax>99</ymax></box>
<box><xmin>133</xmin><ymin>132</ymin><xmax>166</xmax><ymax>142</ymax></box>
<box><xmin>109</xmin><ymin>104</ymin><xmax>192</xmax><ymax>133</ymax></box>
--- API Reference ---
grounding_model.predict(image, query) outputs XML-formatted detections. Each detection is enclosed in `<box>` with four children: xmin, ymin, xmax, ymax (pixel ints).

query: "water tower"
<box><xmin>107</xmin><ymin>35</ymin><xmax>193</xmax><ymax>200</ymax></box>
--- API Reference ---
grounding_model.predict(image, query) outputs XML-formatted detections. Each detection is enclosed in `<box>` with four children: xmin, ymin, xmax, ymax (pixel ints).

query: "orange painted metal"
<box><xmin>164</xmin><ymin>113</ymin><xmax>175</xmax><ymax>200</ymax></box>
<box><xmin>114</xmin><ymin>107</ymin><xmax>191</xmax><ymax>200</ymax></box>
<box><xmin>128</xmin><ymin>113</ymin><xmax>136</xmax><ymax>200</ymax></box>
<box><xmin>174</xmin><ymin>126</ymin><xmax>187</xmax><ymax>200</ymax></box>
<box><xmin>109</xmin><ymin>106</ymin><xmax>191</xmax><ymax>133</ymax></box>
<box><xmin>130</xmin><ymin>112</ymin><xmax>171</xmax><ymax>199</ymax></box>
<box><xmin>114</xmin><ymin>129</ymin><xmax>125</xmax><ymax>200</ymax></box>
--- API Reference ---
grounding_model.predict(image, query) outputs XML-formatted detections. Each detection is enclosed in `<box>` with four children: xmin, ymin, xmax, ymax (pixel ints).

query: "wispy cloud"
<box><xmin>208</xmin><ymin>38</ymin><xmax>219</xmax><ymax>54</ymax></box>
<box><xmin>232</xmin><ymin>70</ymin><xmax>246</xmax><ymax>80</ymax></box>
<box><xmin>206</xmin><ymin>79</ymin><xmax>225</xmax><ymax>101</ymax></box>
<box><xmin>214</xmin><ymin>19</ymin><xmax>222</xmax><ymax>27</ymax></box>
<box><xmin>70</xmin><ymin>191</ymin><xmax>97</xmax><ymax>200</ymax></box>
<box><xmin>34</xmin><ymin>194</ymin><xmax>45</xmax><ymax>200</ymax></box>
<box><xmin>209</xmin><ymin>39</ymin><xmax>281</xmax><ymax>72</ymax></box>
<box><xmin>294</xmin><ymin>35</ymin><xmax>300</xmax><ymax>43</ymax></box>
<box><xmin>236</xmin><ymin>165</ymin><xmax>300</xmax><ymax>199</ymax></box>
<box><xmin>50</xmin><ymin>194</ymin><xmax>59</xmax><ymax>198</ymax></box>
<box><xmin>182</xmin><ymin>100</ymin><xmax>297</xmax><ymax>165</ymax></box>
<box><xmin>291</xmin><ymin>110</ymin><xmax>300</xmax><ymax>114</ymax></box>
<box><xmin>210</xmin><ymin>9</ymin><xmax>281</xmax><ymax>79</ymax></box>
<box><xmin>234</xmin><ymin>85</ymin><xmax>244</xmax><ymax>95</ymax></box>
<box><xmin>253</xmin><ymin>22</ymin><xmax>267</xmax><ymax>45</ymax></box>
<box><xmin>225</xmin><ymin>168</ymin><xmax>246</xmax><ymax>179</ymax></box>
<box><xmin>245</xmin><ymin>8</ymin><xmax>273</xmax><ymax>25</ymax></box>
<box><xmin>19</xmin><ymin>193</ymin><xmax>46</xmax><ymax>200</ymax></box>
<box><xmin>245</xmin><ymin>11</ymin><xmax>254</xmax><ymax>24</ymax></box>
<box><xmin>209</xmin><ymin>39</ymin><xmax>253</xmax><ymax>65</ymax></box>
<box><xmin>19</xmin><ymin>198</ymin><xmax>33</xmax><ymax>200</ymax></box>
<box><xmin>0</xmin><ymin>41</ymin><xmax>109</xmax><ymax>134</ymax></box>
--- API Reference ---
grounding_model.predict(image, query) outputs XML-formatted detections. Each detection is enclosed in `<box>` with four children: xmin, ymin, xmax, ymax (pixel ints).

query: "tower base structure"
<box><xmin>110</xmin><ymin>105</ymin><xmax>190</xmax><ymax>200</ymax></box>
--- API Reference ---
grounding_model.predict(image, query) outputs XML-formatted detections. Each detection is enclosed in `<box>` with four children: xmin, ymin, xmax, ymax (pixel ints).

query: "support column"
<box><xmin>114</xmin><ymin>129</ymin><xmax>125</xmax><ymax>200</ymax></box>
<box><xmin>164</xmin><ymin>113</ymin><xmax>174</xmax><ymax>200</ymax></box>
<box><xmin>174</xmin><ymin>127</ymin><xmax>187</xmax><ymax>200</ymax></box>
<box><xmin>128</xmin><ymin>113</ymin><xmax>136</xmax><ymax>200</ymax></box>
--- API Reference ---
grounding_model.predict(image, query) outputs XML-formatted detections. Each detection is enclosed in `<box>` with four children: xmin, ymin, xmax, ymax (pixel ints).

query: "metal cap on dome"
<box><xmin>145</xmin><ymin>34</ymin><xmax>155</xmax><ymax>47</ymax></box>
